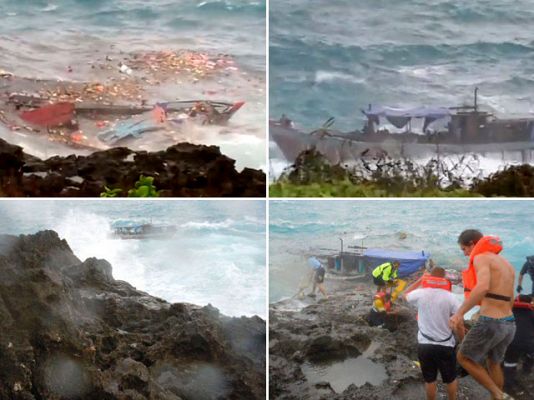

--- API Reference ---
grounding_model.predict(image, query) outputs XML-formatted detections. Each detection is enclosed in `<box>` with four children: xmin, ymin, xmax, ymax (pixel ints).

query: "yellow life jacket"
<box><xmin>372</xmin><ymin>262</ymin><xmax>398</xmax><ymax>281</ymax></box>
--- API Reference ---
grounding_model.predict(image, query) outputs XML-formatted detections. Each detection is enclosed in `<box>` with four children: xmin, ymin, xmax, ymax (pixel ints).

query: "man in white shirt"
<box><xmin>404</xmin><ymin>267</ymin><xmax>463</xmax><ymax>400</ymax></box>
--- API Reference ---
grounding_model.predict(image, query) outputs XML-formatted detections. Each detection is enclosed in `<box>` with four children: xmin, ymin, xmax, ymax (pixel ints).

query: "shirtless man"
<box><xmin>450</xmin><ymin>229</ymin><xmax>516</xmax><ymax>400</ymax></box>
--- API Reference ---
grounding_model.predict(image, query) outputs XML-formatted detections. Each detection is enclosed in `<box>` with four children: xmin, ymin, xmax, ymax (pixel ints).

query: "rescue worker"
<box><xmin>372</xmin><ymin>260</ymin><xmax>400</xmax><ymax>288</ymax></box>
<box><xmin>449</xmin><ymin>229</ymin><xmax>516</xmax><ymax>400</ymax></box>
<box><xmin>517</xmin><ymin>255</ymin><xmax>534</xmax><ymax>295</ymax></box>
<box><xmin>503</xmin><ymin>295</ymin><xmax>534</xmax><ymax>395</ymax></box>
<box><xmin>404</xmin><ymin>267</ymin><xmax>462</xmax><ymax>400</ymax></box>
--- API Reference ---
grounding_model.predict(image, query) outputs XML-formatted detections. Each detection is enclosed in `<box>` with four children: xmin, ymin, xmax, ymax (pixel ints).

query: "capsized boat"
<box><xmin>1</xmin><ymin>76</ymin><xmax>244</xmax><ymax>149</ymax></box>
<box><xmin>271</xmin><ymin>89</ymin><xmax>534</xmax><ymax>164</ymax></box>
<box><xmin>111</xmin><ymin>220</ymin><xmax>177</xmax><ymax>240</ymax></box>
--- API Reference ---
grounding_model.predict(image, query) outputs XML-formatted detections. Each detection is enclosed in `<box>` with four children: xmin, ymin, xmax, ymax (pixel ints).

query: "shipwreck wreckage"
<box><xmin>0</xmin><ymin>76</ymin><xmax>244</xmax><ymax>151</ymax></box>
<box><xmin>271</xmin><ymin>89</ymin><xmax>534</xmax><ymax>164</ymax></box>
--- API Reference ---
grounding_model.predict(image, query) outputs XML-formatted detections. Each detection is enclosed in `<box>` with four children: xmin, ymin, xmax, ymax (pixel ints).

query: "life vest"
<box><xmin>374</xmin><ymin>291</ymin><xmax>391</xmax><ymax>312</ymax></box>
<box><xmin>421</xmin><ymin>275</ymin><xmax>452</xmax><ymax>291</ymax></box>
<box><xmin>462</xmin><ymin>236</ymin><xmax>503</xmax><ymax>299</ymax></box>
<box><xmin>372</xmin><ymin>262</ymin><xmax>398</xmax><ymax>282</ymax></box>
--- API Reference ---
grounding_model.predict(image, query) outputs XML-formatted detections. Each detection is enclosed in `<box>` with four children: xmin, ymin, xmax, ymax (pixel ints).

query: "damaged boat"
<box><xmin>0</xmin><ymin>76</ymin><xmax>244</xmax><ymax>149</ymax></box>
<box><xmin>315</xmin><ymin>239</ymin><xmax>430</xmax><ymax>279</ymax></box>
<box><xmin>111</xmin><ymin>220</ymin><xmax>177</xmax><ymax>240</ymax></box>
<box><xmin>271</xmin><ymin>89</ymin><xmax>534</xmax><ymax>164</ymax></box>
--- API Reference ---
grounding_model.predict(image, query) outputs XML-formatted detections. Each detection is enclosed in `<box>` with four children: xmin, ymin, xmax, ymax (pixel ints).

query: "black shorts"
<box><xmin>373</xmin><ymin>276</ymin><xmax>385</xmax><ymax>287</ymax></box>
<box><xmin>314</xmin><ymin>267</ymin><xmax>325</xmax><ymax>284</ymax></box>
<box><xmin>417</xmin><ymin>344</ymin><xmax>457</xmax><ymax>384</ymax></box>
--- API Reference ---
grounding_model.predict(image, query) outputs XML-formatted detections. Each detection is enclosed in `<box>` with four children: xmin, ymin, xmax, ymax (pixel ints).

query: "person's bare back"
<box><xmin>475</xmin><ymin>252</ymin><xmax>515</xmax><ymax>318</ymax></box>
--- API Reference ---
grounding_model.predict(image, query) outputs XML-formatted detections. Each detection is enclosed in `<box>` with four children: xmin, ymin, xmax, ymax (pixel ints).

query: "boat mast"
<box><xmin>474</xmin><ymin>87</ymin><xmax>478</xmax><ymax>112</ymax></box>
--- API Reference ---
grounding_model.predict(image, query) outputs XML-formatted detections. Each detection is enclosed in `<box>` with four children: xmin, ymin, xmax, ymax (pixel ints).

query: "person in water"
<box><xmin>450</xmin><ymin>229</ymin><xmax>516</xmax><ymax>400</ymax></box>
<box><xmin>503</xmin><ymin>294</ymin><xmax>534</xmax><ymax>395</ymax></box>
<box><xmin>404</xmin><ymin>267</ymin><xmax>463</xmax><ymax>400</ymax></box>
<box><xmin>517</xmin><ymin>255</ymin><xmax>534</xmax><ymax>295</ymax></box>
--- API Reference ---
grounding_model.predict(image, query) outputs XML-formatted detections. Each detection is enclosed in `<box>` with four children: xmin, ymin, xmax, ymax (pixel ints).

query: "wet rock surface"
<box><xmin>0</xmin><ymin>139</ymin><xmax>265</xmax><ymax>197</ymax></box>
<box><xmin>0</xmin><ymin>231</ymin><xmax>266</xmax><ymax>399</ymax></box>
<box><xmin>270</xmin><ymin>280</ymin><xmax>533</xmax><ymax>399</ymax></box>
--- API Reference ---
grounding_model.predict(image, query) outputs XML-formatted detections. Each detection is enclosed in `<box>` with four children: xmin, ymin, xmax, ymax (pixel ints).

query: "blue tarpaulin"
<box><xmin>364</xmin><ymin>248</ymin><xmax>429</xmax><ymax>277</ymax></box>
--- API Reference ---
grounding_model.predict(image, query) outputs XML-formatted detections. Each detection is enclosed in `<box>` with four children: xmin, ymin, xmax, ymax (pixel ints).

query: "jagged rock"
<box><xmin>0</xmin><ymin>231</ymin><xmax>265</xmax><ymax>399</ymax></box>
<box><xmin>0</xmin><ymin>139</ymin><xmax>265</xmax><ymax>197</ymax></box>
<box><xmin>269</xmin><ymin>279</ymin><xmax>526</xmax><ymax>400</ymax></box>
<box><xmin>471</xmin><ymin>164</ymin><xmax>534</xmax><ymax>196</ymax></box>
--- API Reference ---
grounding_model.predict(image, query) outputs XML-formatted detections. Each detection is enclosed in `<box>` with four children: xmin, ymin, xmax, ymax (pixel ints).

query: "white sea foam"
<box><xmin>315</xmin><ymin>70</ymin><xmax>364</xmax><ymax>85</ymax></box>
<box><xmin>47</xmin><ymin>208</ymin><xmax>265</xmax><ymax>318</ymax></box>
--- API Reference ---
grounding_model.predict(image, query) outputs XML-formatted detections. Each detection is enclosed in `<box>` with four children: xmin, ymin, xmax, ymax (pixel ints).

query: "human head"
<box><xmin>458</xmin><ymin>229</ymin><xmax>483</xmax><ymax>256</ymax></box>
<box><xmin>308</xmin><ymin>256</ymin><xmax>321</xmax><ymax>270</ymax></box>
<box><xmin>392</xmin><ymin>261</ymin><xmax>400</xmax><ymax>269</ymax></box>
<box><xmin>430</xmin><ymin>267</ymin><xmax>446</xmax><ymax>278</ymax></box>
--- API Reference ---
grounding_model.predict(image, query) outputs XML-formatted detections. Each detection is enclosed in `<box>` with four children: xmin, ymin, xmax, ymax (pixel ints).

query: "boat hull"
<box><xmin>270</xmin><ymin>122</ymin><xmax>534</xmax><ymax>164</ymax></box>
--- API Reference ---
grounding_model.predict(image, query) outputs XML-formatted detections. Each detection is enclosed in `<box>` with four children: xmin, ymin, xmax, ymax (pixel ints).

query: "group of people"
<box><xmin>302</xmin><ymin>230</ymin><xmax>533</xmax><ymax>399</ymax></box>
<box><xmin>372</xmin><ymin>229</ymin><xmax>533</xmax><ymax>400</ymax></box>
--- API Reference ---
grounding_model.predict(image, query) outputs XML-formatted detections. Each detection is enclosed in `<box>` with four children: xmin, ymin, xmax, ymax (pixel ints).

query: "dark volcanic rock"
<box><xmin>0</xmin><ymin>231</ymin><xmax>266</xmax><ymax>400</ymax></box>
<box><xmin>0</xmin><ymin>138</ymin><xmax>265</xmax><ymax>197</ymax></box>
<box><xmin>471</xmin><ymin>164</ymin><xmax>534</xmax><ymax>197</ymax></box>
<box><xmin>269</xmin><ymin>280</ymin><xmax>532</xmax><ymax>400</ymax></box>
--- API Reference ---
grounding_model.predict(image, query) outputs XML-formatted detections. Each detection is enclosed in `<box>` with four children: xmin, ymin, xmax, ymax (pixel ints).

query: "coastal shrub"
<box><xmin>100</xmin><ymin>175</ymin><xmax>160</xmax><ymax>197</ymax></box>
<box><xmin>127</xmin><ymin>175</ymin><xmax>160</xmax><ymax>197</ymax></box>
<box><xmin>100</xmin><ymin>186</ymin><xmax>122</xmax><ymax>197</ymax></box>
<box><xmin>271</xmin><ymin>148</ymin><xmax>481</xmax><ymax>197</ymax></box>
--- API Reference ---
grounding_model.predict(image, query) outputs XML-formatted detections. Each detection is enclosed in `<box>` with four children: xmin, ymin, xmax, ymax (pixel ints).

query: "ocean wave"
<box><xmin>195</xmin><ymin>0</ymin><xmax>265</xmax><ymax>15</ymax></box>
<box><xmin>271</xmin><ymin>0</ymin><xmax>534</xmax><ymax>130</ymax></box>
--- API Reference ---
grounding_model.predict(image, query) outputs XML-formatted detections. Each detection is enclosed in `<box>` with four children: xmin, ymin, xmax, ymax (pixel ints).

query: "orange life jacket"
<box><xmin>462</xmin><ymin>236</ymin><xmax>503</xmax><ymax>299</ymax></box>
<box><xmin>421</xmin><ymin>275</ymin><xmax>452</xmax><ymax>291</ymax></box>
<box><xmin>374</xmin><ymin>291</ymin><xmax>392</xmax><ymax>312</ymax></box>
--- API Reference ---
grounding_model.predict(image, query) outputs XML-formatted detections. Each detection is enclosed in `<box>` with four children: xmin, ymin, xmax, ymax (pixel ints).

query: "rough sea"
<box><xmin>0</xmin><ymin>0</ymin><xmax>266</xmax><ymax>170</ymax></box>
<box><xmin>270</xmin><ymin>200</ymin><xmax>534</xmax><ymax>303</ymax></box>
<box><xmin>269</xmin><ymin>0</ymin><xmax>534</xmax><ymax>175</ymax></box>
<box><xmin>0</xmin><ymin>200</ymin><xmax>266</xmax><ymax>318</ymax></box>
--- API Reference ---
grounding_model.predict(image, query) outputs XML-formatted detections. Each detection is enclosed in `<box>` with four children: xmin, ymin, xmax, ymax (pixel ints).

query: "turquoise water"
<box><xmin>270</xmin><ymin>200</ymin><xmax>534</xmax><ymax>302</ymax></box>
<box><xmin>0</xmin><ymin>200</ymin><xmax>266</xmax><ymax>318</ymax></box>
<box><xmin>270</xmin><ymin>0</ymin><xmax>534</xmax><ymax>131</ymax></box>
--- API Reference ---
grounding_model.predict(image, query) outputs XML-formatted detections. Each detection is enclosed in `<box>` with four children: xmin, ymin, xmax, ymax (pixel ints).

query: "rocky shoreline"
<box><xmin>0</xmin><ymin>230</ymin><xmax>266</xmax><ymax>399</ymax></box>
<box><xmin>269</xmin><ymin>279</ymin><xmax>532</xmax><ymax>399</ymax></box>
<box><xmin>0</xmin><ymin>139</ymin><xmax>265</xmax><ymax>197</ymax></box>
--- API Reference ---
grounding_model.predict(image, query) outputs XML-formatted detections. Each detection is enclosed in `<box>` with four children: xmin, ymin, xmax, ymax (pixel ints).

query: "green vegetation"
<box><xmin>270</xmin><ymin>181</ymin><xmax>476</xmax><ymax>197</ymax></box>
<box><xmin>127</xmin><ymin>175</ymin><xmax>160</xmax><ymax>197</ymax></box>
<box><xmin>269</xmin><ymin>148</ymin><xmax>498</xmax><ymax>197</ymax></box>
<box><xmin>100</xmin><ymin>187</ymin><xmax>123</xmax><ymax>198</ymax></box>
<box><xmin>100</xmin><ymin>175</ymin><xmax>160</xmax><ymax>198</ymax></box>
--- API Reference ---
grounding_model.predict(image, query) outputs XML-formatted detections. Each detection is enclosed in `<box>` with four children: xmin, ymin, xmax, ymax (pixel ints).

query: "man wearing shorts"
<box><xmin>450</xmin><ymin>229</ymin><xmax>516</xmax><ymax>400</ymax></box>
<box><xmin>405</xmin><ymin>267</ymin><xmax>463</xmax><ymax>400</ymax></box>
<box><xmin>310</xmin><ymin>258</ymin><xmax>327</xmax><ymax>298</ymax></box>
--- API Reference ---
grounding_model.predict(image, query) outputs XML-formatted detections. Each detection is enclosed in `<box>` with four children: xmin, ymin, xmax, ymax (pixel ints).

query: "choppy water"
<box><xmin>0</xmin><ymin>200</ymin><xmax>266</xmax><ymax>318</ymax></box>
<box><xmin>269</xmin><ymin>0</ymin><xmax>534</xmax><ymax>173</ymax></box>
<box><xmin>270</xmin><ymin>200</ymin><xmax>534</xmax><ymax>302</ymax></box>
<box><xmin>0</xmin><ymin>0</ymin><xmax>266</xmax><ymax>170</ymax></box>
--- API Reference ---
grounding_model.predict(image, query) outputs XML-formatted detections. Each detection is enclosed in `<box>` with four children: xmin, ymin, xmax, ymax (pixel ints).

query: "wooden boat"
<box><xmin>271</xmin><ymin>89</ymin><xmax>534</xmax><ymax>164</ymax></box>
